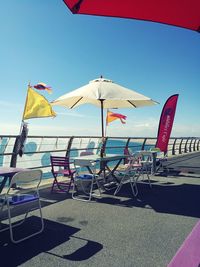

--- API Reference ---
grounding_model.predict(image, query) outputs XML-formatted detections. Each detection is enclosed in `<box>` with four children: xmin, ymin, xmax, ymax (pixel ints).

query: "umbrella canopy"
<box><xmin>51</xmin><ymin>77</ymin><xmax>158</xmax><ymax>137</ymax></box>
<box><xmin>63</xmin><ymin>0</ymin><xmax>200</xmax><ymax>32</ymax></box>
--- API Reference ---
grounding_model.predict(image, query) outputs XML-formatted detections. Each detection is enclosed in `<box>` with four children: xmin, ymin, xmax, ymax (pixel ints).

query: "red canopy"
<box><xmin>63</xmin><ymin>0</ymin><xmax>200</xmax><ymax>32</ymax></box>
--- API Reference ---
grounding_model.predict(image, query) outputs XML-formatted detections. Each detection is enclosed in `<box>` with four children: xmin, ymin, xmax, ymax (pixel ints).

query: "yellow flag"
<box><xmin>23</xmin><ymin>87</ymin><xmax>56</xmax><ymax>120</ymax></box>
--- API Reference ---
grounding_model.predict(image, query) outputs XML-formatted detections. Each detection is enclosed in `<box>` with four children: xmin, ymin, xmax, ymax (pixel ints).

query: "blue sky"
<box><xmin>0</xmin><ymin>1</ymin><xmax>200</xmax><ymax>137</ymax></box>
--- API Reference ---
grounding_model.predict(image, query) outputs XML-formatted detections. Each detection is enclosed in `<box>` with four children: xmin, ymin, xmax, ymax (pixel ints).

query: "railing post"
<box><xmin>65</xmin><ymin>136</ymin><xmax>74</xmax><ymax>157</ymax></box>
<box><xmin>179</xmin><ymin>138</ymin><xmax>183</xmax><ymax>154</ymax></box>
<box><xmin>172</xmin><ymin>138</ymin><xmax>177</xmax><ymax>155</ymax></box>
<box><xmin>123</xmin><ymin>138</ymin><xmax>131</xmax><ymax>163</ymax></box>
<box><xmin>197</xmin><ymin>139</ymin><xmax>200</xmax><ymax>151</ymax></box>
<box><xmin>125</xmin><ymin>138</ymin><xmax>131</xmax><ymax>149</ymax></box>
<box><xmin>184</xmin><ymin>138</ymin><xmax>189</xmax><ymax>153</ymax></box>
<box><xmin>10</xmin><ymin>136</ymin><xmax>20</xmax><ymax>167</ymax></box>
<box><xmin>193</xmin><ymin>138</ymin><xmax>197</xmax><ymax>152</ymax></box>
<box><xmin>189</xmin><ymin>138</ymin><xmax>193</xmax><ymax>152</ymax></box>
<box><xmin>141</xmin><ymin>138</ymin><xmax>147</xmax><ymax>150</ymax></box>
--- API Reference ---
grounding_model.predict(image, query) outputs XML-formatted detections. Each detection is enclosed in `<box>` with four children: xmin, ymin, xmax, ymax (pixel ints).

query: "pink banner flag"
<box><xmin>156</xmin><ymin>94</ymin><xmax>179</xmax><ymax>154</ymax></box>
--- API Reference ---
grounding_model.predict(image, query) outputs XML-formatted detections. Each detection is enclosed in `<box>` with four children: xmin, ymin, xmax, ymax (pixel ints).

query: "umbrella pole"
<box><xmin>100</xmin><ymin>100</ymin><xmax>106</xmax><ymax>179</ymax></box>
<box><xmin>100</xmin><ymin>100</ymin><xmax>104</xmax><ymax>138</ymax></box>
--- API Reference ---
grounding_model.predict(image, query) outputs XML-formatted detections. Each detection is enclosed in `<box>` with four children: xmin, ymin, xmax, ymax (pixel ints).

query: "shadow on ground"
<box><xmin>0</xmin><ymin>217</ymin><xmax>103</xmax><ymax>267</ymax></box>
<box><xmin>97</xmin><ymin>181</ymin><xmax>200</xmax><ymax>218</ymax></box>
<box><xmin>39</xmin><ymin>177</ymin><xmax>200</xmax><ymax>219</ymax></box>
<box><xmin>163</xmin><ymin>152</ymin><xmax>200</xmax><ymax>174</ymax></box>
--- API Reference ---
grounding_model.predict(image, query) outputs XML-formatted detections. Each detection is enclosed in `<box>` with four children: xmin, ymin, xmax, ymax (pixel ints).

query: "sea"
<box><xmin>0</xmin><ymin>137</ymin><xmax>152</xmax><ymax>181</ymax></box>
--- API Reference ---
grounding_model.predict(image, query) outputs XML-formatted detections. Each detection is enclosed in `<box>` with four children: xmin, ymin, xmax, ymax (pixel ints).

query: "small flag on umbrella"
<box><xmin>106</xmin><ymin>111</ymin><xmax>127</xmax><ymax>125</ymax></box>
<box><xmin>33</xmin><ymin>82</ymin><xmax>52</xmax><ymax>94</ymax></box>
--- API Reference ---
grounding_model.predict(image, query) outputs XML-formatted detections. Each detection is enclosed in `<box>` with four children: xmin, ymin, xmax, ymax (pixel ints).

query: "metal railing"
<box><xmin>0</xmin><ymin>135</ymin><xmax>199</xmax><ymax>178</ymax></box>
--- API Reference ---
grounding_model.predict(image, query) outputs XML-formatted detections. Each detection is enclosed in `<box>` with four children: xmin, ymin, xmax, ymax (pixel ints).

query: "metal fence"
<box><xmin>0</xmin><ymin>135</ymin><xmax>199</xmax><ymax>178</ymax></box>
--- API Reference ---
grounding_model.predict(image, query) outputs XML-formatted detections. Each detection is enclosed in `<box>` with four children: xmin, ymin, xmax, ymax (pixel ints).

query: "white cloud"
<box><xmin>0</xmin><ymin>122</ymin><xmax>21</xmax><ymax>135</ymax></box>
<box><xmin>56</xmin><ymin>111</ymin><xmax>91</xmax><ymax>118</ymax></box>
<box><xmin>0</xmin><ymin>100</ymin><xmax>22</xmax><ymax>108</ymax></box>
<box><xmin>172</xmin><ymin>123</ymin><xmax>200</xmax><ymax>137</ymax></box>
<box><xmin>0</xmin><ymin>116</ymin><xmax>199</xmax><ymax>138</ymax></box>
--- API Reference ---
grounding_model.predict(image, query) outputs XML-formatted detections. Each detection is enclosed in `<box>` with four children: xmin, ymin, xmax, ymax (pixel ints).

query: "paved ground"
<box><xmin>163</xmin><ymin>151</ymin><xmax>200</xmax><ymax>174</ymax></box>
<box><xmin>1</xmin><ymin>152</ymin><xmax>200</xmax><ymax>267</ymax></box>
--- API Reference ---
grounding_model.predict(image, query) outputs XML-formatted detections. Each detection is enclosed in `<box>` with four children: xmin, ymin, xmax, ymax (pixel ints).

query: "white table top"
<box><xmin>73</xmin><ymin>154</ymin><xmax>126</xmax><ymax>162</ymax></box>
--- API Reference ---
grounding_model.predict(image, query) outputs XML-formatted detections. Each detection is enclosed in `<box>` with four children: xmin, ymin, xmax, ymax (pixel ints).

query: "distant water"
<box><xmin>0</xmin><ymin>138</ymin><xmax>148</xmax><ymax>181</ymax></box>
<box><xmin>43</xmin><ymin>139</ymin><xmax>145</xmax><ymax>179</ymax></box>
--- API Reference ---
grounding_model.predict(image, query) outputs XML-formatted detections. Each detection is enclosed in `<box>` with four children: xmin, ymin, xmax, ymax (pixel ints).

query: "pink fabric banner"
<box><xmin>156</xmin><ymin>94</ymin><xmax>179</xmax><ymax>154</ymax></box>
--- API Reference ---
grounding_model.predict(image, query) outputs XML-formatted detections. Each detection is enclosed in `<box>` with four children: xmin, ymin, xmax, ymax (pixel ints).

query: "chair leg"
<box><xmin>51</xmin><ymin>175</ymin><xmax>73</xmax><ymax>193</ymax></box>
<box><xmin>140</xmin><ymin>164</ymin><xmax>152</xmax><ymax>188</ymax></box>
<box><xmin>114</xmin><ymin>174</ymin><xmax>138</xmax><ymax>197</ymax></box>
<box><xmin>144</xmin><ymin>165</ymin><xmax>152</xmax><ymax>188</ymax></box>
<box><xmin>130</xmin><ymin>180</ymin><xmax>138</xmax><ymax>197</ymax></box>
<box><xmin>67</xmin><ymin>175</ymin><xmax>74</xmax><ymax>192</ymax></box>
<box><xmin>72</xmin><ymin>179</ymin><xmax>92</xmax><ymax>202</ymax></box>
<box><xmin>92</xmin><ymin>177</ymin><xmax>101</xmax><ymax>197</ymax></box>
<box><xmin>114</xmin><ymin>175</ymin><xmax>124</xmax><ymax>196</ymax></box>
<box><xmin>72</xmin><ymin>177</ymin><xmax>101</xmax><ymax>202</ymax></box>
<box><xmin>7</xmin><ymin>199</ymin><xmax>44</xmax><ymax>244</ymax></box>
<box><xmin>51</xmin><ymin>175</ymin><xmax>60</xmax><ymax>193</ymax></box>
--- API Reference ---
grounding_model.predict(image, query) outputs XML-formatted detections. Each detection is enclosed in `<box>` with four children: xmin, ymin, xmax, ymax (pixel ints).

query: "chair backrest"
<box><xmin>152</xmin><ymin>145</ymin><xmax>168</xmax><ymax>156</ymax></box>
<box><xmin>150</xmin><ymin>147</ymin><xmax>166</xmax><ymax>159</ymax></box>
<box><xmin>9</xmin><ymin>169</ymin><xmax>42</xmax><ymax>189</ymax></box>
<box><xmin>150</xmin><ymin>147</ymin><xmax>161</xmax><ymax>153</ymax></box>
<box><xmin>80</xmin><ymin>151</ymin><xmax>94</xmax><ymax>156</ymax></box>
<box><xmin>124</xmin><ymin>147</ymin><xmax>133</xmax><ymax>164</ymax></box>
<box><xmin>139</xmin><ymin>151</ymin><xmax>153</xmax><ymax>162</ymax></box>
<box><xmin>124</xmin><ymin>152</ymin><xmax>144</xmax><ymax>170</ymax></box>
<box><xmin>74</xmin><ymin>159</ymin><xmax>97</xmax><ymax>177</ymax></box>
<box><xmin>129</xmin><ymin>152</ymin><xmax>141</xmax><ymax>163</ymax></box>
<box><xmin>74</xmin><ymin>158</ymin><xmax>96</xmax><ymax>168</ymax></box>
<box><xmin>50</xmin><ymin>156</ymin><xmax>72</xmax><ymax>172</ymax></box>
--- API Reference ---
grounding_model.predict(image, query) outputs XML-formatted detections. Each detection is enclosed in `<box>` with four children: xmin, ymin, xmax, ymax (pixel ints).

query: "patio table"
<box><xmin>0</xmin><ymin>167</ymin><xmax>28</xmax><ymax>193</ymax></box>
<box><xmin>73</xmin><ymin>154</ymin><xmax>127</xmax><ymax>185</ymax></box>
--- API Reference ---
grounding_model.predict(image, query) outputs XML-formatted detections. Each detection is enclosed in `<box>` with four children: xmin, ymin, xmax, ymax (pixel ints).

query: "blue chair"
<box><xmin>0</xmin><ymin>169</ymin><xmax>44</xmax><ymax>243</ymax></box>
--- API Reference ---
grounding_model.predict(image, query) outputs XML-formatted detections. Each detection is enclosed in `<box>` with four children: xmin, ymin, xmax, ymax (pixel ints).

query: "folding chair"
<box><xmin>150</xmin><ymin>147</ymin><xmax>168</xmax><ymax>174</ymax></box>
<box><xmin>139</xmin><ymin>151</ymin><xmax>153</xmax><ymax>188</ymax></box>
<box><xmin>72</xmin><ymin>158</ymin><xmax>101</xmax><ymax>202</ymax></box>
<box><xmin>50</xmin><ymin>156</ymin><xmax>75</xmax><ymax>193</ymax></box>
<box><xmin>114</xmin><ymin>153</ymin><xmax>142</xmax><ymax>197</ymax></box>
<box><xmin>0</xmin><ymin>169</ymin><xmax>44</xmax><ymax>243</ymax></box>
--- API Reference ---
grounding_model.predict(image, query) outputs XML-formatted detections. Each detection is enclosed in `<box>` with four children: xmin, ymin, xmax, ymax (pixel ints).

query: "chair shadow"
<box><xmin>156</xmin><ymin>168</ymin><xmax>200</xmax><ymax>178</ymax></box>
<box><xmin>97</xmin><ymin>182</ymin><xmax>200</xmax><ymax>218</ymax></box>
<box><xmin>64</xmin><ymin>240</ymin><xmax>103</xmax><ymax>261</ymax></box>
<box><xmin>0</xmin><ymin>217</ymin><xmax>103</xmax><ymax>266</ymax></box>
<box><xmin>39</xmin><ymin>186</ymin><xmax>72</xmax><ymax>205</ymax></box>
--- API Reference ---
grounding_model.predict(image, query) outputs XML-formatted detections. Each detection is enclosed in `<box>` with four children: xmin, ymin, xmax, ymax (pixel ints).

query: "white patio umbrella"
<box><xmin>51</xmin><ymin>77</ymin><xmax>158</xmax><ymax>137</ymax></box>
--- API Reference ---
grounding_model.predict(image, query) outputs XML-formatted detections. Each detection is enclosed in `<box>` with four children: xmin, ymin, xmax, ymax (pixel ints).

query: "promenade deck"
<box><xmin>0</xmin><ymin>152</ymin><xmax>200</xmax><ymax>267</ymax></box>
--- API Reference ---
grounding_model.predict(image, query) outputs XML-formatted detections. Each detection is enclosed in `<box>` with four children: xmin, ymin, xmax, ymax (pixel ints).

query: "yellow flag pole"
<box><xmin>20</xmin><ymin>82</ymin><xmax>31</xmax><ymax>137</ymax></box>
<box><xmin>21</xmin><ymin>83</ymin><xmax>31</xmax><ymax>124</ymax></box>
<box><xmin>12</xmin><ymin>83</ymin><xmax>30</xmax><ymax>161</ymax></box>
